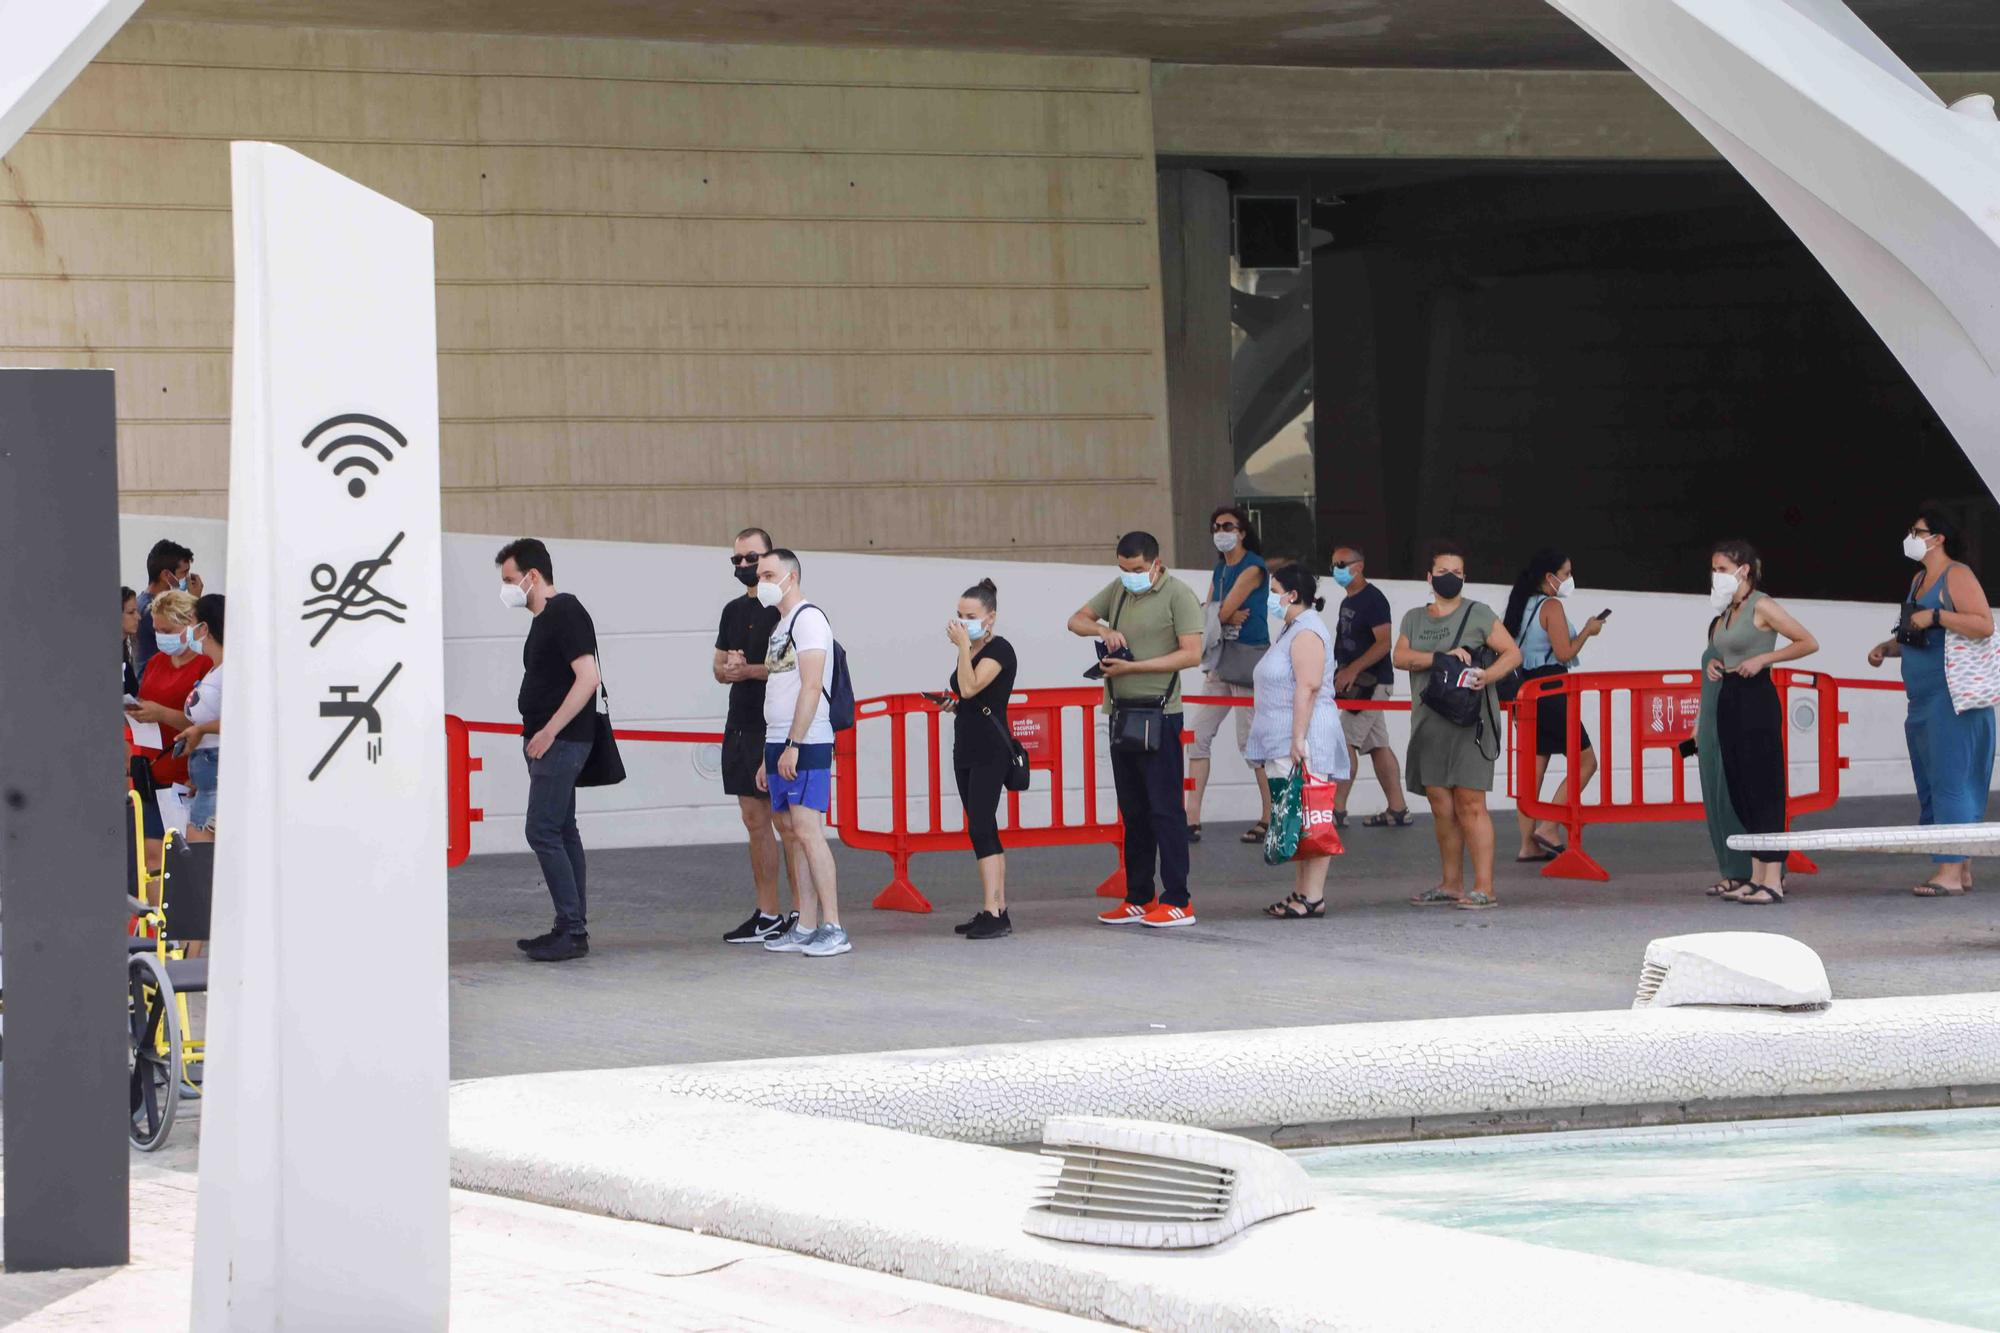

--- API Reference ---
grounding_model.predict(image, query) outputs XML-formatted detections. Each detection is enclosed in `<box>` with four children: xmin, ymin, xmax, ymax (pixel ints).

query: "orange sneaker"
<box><xmin>1097</xmin><ymin>902</ymin><xmax>1151</xmax><ymax>925</ymax></box>
<box><xmin>1140</xmin><ymin>902</ymin><xmax>1196</xmax><ymax>928</ymax></box>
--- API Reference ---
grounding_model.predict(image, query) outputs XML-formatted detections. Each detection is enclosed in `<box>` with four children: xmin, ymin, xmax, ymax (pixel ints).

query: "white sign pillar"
<box><xmin>193</xmin><ymin>143</ymin><xmax>448</xmax><ymax>1331</ymax></box>
<box><xmin>0</xmin><ymin>0</ymin><xmax>146</xmax><ymax>160</ymax></box>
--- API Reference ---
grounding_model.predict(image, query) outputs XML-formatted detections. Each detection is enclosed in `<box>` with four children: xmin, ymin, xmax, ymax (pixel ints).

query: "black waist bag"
<box><xmin>1110</xmin><ymin>696</ymin><xmax>1171</xmax><ymax>754</ymax></box>
<box><xmin>1420</xmin><ymin>606</ymin><xmax>1493</xmax><ymax>728</ymax></box>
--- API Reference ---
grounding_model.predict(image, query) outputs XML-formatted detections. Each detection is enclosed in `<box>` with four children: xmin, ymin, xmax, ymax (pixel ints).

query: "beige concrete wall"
<box><xmin>0</xmin><ymin>21</ymin><xmax>1173</xmax><ymax>563</ymax></box>
<box><xmin>1153</xmin><ymin>62</ymin><xmax>1999</xmax><ymax>161</ymax></box>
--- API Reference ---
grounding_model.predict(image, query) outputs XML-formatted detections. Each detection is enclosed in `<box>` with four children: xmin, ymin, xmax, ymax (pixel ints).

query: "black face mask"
<box><xmin>734</xmin><ymin>564</ymin><xmax>760</xmax><ymax>588</ymax></box>
<box><xmin>1431</xmin><ymin>572</ymin><xmax>1464</xmax><ymax>601</ymax></box>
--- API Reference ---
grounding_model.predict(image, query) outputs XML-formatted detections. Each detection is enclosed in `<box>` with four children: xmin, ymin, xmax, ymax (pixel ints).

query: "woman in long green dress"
<box><xmin>1697</xmin><ymin>632</ymin><xmax>1753</xmax><ymax>896</ymax></box>
<box><xmin>1392</xmin><ymin>540</ymin><xmax>1523</xmax><ymax>911</ymax></box>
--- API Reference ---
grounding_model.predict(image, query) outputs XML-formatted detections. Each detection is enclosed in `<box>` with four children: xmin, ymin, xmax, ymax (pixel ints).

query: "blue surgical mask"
<box><xmin>1332</xmin><ymin>566</ymin><xmax>1354</xmax><ymax>589</ymax></box>
<box><xmin>175</xmin><ymin>576</ymin><xmax>189</xmax><ymax>592</ymax></box>
<box><xmin>157</xmin><ymin>629</ymin><xmax>187</xmax><ymax>655</ymax></box>
<box><xmin>1267</xmin><ymin>593</ymin><xmax>1289</xmax><ymax>619</ymax></box>
<box><xmin>1119</xmin><ymin>569</ymin><xmax>1154</xmax><ymax>595</ymax></box>
<box><xmin>958</xmin><ymin>618</ymin><xmax>987</xmax><ymax>641</ymax></box>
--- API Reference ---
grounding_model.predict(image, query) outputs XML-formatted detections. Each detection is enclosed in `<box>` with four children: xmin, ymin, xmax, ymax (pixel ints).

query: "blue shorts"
<box><xmin>187</xmin><ymin>747</ymin><xmax>220</xmax><ymax>831</ymax></box>
<box><xmin>765</xmin><ymin>742</ymin><xmax>833</xmax><ymax>814</ymax></box>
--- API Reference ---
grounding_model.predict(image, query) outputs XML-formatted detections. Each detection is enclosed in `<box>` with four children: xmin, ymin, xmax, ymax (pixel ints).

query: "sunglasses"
<box><xmin>1211</xmin><ymin>523</ymin><xmax>1243</xmax><ymax>534</ymax></box>
<box><xmin>1332</xmin><ymin>559</ymin><xmax>1357</xmax><ymax>569</ymax></box>
<box><xmin>729</xmin><ymin>553</ymin><xmax>768</xmax><ymax>566</ymax></box>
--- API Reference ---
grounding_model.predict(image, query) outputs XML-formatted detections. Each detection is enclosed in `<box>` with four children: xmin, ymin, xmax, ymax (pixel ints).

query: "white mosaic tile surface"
<box><xmin>449</xmin><ymin>1091</ymin><xmax>1962</xmax><ymax>1333</ymax></box>
<box><xmin>1731</xmin><ymin>821</ymin><xmax>2000</xmax><ymax>856</ymax></box>
<box><xmin>455</xmin><ymin>993</ymin><xmax>2000</xmax><ymax>1146</ymax></box>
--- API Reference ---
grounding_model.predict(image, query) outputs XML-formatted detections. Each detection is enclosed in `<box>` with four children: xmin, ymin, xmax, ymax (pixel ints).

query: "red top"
<box><xmin>134</xmin><ymin>649</ymin><xmax>211</xmax><ymax>787</ymax></box>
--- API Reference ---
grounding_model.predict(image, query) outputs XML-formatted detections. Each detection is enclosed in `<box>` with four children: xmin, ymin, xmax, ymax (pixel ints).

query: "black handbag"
<box><xmin>577</xmin><ymin>657</ymin><xmax>626</xmax><ymax>788</ymax></box>
<box><xmin>1420</xmin><ymin>606</ymin><xmax>1493</xmax><ymax>728</ymax></box>
<box><xmin>981</xmin><ymin>706</ymin><xmax>1032</xmax><ymax>791</ymax></box>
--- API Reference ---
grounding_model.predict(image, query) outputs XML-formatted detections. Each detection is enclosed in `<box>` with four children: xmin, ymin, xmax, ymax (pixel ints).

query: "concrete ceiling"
<box><xmin>141</xmin><ymin>0</ymin><xmax>2000</xmax><ymax>72</ymax></box>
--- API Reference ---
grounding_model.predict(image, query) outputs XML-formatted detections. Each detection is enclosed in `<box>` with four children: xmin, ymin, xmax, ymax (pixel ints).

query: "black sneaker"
<box><xmin>724</xmin><ymin>911</ymin><xmax>786</xmax><ymax>944</ymax></box>
<box><xmin>966</xmin><ymin>910</ymin><xmax>1011</xmax><ymax>940</ymax></box>
<box><xmin>954</xmin><ymin>911</ymin><xmax>989</xmax><ymax>936</ymax></box>
<box><xmin>526</xmin><ymin>933</ymin><xmax>589</xmax><ymax>962</ymax></box>
<box><xmin>516</xmin><ymin>927</ymin><xmax>561</xmax><ymax>952</ymax></box>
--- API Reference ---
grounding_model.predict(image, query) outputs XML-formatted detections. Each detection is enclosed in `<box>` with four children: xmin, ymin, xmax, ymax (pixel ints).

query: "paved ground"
<box><xmin>449</xmin><ymin>794</ymin><xmax>2000</xmax><ymax>1078</ymax></box>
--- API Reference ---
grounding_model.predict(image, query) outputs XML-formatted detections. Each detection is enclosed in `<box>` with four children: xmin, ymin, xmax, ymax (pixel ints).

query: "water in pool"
<box><xmin>1297</xmin><ymin>1108</ymin><xmax>2000</xmax><ymax>1329</ymax></box>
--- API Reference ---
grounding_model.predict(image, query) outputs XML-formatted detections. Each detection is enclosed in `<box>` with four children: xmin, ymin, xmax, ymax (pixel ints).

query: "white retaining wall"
<box><xmin>123</xmin><ymin>513</ymin><xmax>1927</xmax><ymax>856</ymax></box>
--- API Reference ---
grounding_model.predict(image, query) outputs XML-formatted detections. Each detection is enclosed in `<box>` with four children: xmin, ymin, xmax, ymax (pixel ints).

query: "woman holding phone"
<box><xmin>944</xmin><ymin>578</ymin><xmax>1018</xmax><ymax>939</ymax></box>
<box><xmin>1501</xmin><ymin>549</ymin><xmax>1606</xmax><ymax>862</ymax></box>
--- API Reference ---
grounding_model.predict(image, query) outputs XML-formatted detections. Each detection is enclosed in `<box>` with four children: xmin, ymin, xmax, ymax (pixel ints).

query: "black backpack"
<box><xmin>797</xmin><ymin>603</ymin><xmax>856</xmax><ymax>732</ymax></box>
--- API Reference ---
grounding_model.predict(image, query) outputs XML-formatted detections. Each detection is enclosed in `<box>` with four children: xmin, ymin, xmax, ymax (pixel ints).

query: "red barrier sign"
<box><xmin>1637</xmin><ymin>687</ymin><xmax>1701</xmax><ymax>743</ymax></box>
<box><xmin>1011</xmin><ymin>708</ymin><xmax>1052</xmax><ymax>761</ymax></box>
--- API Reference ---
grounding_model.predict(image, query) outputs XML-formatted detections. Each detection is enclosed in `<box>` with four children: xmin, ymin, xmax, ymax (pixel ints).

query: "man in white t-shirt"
<box><xmin>753</xmin><ymin>549</ymin><xmax>848</xmax><ymax>957</ymax></box>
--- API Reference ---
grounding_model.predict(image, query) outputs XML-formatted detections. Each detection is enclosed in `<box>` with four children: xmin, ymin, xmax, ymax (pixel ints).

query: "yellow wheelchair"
<box><xmin>127</xmin><ymin>790</ymin><xmax>211</xmax><ymax>1152</ymax></box>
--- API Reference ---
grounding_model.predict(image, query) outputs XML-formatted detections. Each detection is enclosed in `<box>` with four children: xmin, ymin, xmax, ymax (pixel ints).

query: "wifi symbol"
<box><xmin>302</xmin><ymin>414</ymin><xmax>408</xmax><ymax>498</ymax></box>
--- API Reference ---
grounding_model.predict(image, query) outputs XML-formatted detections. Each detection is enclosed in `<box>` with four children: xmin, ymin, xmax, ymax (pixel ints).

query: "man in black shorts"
<box><xmin>714</xmin><ymin>526</ymin><xmax>794</xmax><ymax>943</ymax></box>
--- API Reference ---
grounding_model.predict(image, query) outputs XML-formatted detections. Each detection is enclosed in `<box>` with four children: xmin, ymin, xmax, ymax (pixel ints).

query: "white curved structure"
<box><xmin>1547</xmin><ymin>0</ymin><xmax>2000</xmax><ymax>486</ymax></box>
<box><xmin>1733</xmin><ymin>822</ymin><xmax>2000</xmax><ymax>857</ymax></box>
<box><xmin>1634</xmin><ymin>932</ymin><xmax>1833</xmax><ymax>1010</ymax></box>
<box><xmin>1024</xmin><ymin>1115</ymin><xmax>1314</xmax><ymax>1250</ymax></box>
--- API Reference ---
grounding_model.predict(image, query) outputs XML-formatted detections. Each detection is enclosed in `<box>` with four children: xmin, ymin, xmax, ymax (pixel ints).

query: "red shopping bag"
<box><xmin>1295</xmin><ymin>772</ymin><xmax>1345</xmax><ymax>860</ymax></box>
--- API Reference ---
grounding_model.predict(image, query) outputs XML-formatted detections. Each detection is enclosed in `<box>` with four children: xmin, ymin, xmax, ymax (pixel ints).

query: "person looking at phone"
<box><xmin>942</xmin><ymin>578</ymin><xmax>1018</xmax><ymax>939</ymax></box>
<box><xmin>1501</xmin><ymin>549</ymin><xmax>1605</xmax><ymax>863</ymax></box>
<box><xmin>713</xmin><ymin>526</ymin><xmax>795</xmax><ymax>945</ymax></box>
<box><xmin>1067</xmin><ymin>532</ymin><xmax>1204</xmax><ymax>927</ymax></box>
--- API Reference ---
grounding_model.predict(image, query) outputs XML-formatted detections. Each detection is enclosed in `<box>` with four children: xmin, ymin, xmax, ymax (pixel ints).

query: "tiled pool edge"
<box><xmin>456</xmin><ymin>992</ymin><xmax>2000</xmax><ymax>1149</ymax></box>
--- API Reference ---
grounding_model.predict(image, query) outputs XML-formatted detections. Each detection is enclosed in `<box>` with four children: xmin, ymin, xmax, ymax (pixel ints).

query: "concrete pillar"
<box><xmin>1157</xmin><ymin>168</ymin><xmax>1235</xmax><ymax>563</ymax></box>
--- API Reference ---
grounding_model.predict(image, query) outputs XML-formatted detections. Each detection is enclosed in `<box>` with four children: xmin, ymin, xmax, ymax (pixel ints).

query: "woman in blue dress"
<box><xmin>1868</xmin><ymin>506</ymin><xmax>1997</xmax><ymax>897</ymax></box>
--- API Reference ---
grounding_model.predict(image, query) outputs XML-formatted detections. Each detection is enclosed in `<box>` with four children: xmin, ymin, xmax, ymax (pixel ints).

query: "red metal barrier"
<box><xmin>444</xmin><ymin>715</ymin><xmax>725</xmax><ymax>868</ymax></box>
<box><xmin>1512</xmin><ymin>669</ymin><xmax>1897</xmax><ymax>881</ymax></box>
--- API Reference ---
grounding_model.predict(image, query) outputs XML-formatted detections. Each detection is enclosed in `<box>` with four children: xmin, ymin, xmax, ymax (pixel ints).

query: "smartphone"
<box><xmin>1596</xmin><ymin>608</ymin><xmax>1614</xmax><ymax>622</ymax></box>
<box><xmin>172</xmin><ymin>735</ymin><xmax>191</xmax><ymax>758</ymax></box>
<box><xmin>920</xmin><ymin>692</ymin><xmax>954</xmax><ymax>708</ymax></box>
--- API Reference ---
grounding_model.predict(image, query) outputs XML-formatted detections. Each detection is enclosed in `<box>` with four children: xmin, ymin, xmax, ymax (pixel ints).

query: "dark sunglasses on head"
<box><xmin>729</xmin><ymin>553</ymin><xmax>767</xmax><ymax>566</ymax></box>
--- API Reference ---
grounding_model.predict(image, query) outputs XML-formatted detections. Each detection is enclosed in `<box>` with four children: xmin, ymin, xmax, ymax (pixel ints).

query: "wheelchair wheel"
<box><xmin>128</xmin><ymin>953</ymin><xmax>181</xmax><ymax>1152</ymax></box>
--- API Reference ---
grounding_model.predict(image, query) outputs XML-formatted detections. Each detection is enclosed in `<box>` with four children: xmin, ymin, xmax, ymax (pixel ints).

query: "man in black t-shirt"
<box><xmin>712</xmin><ymin>526</ymin><xmax>794</xmax><ymax>945</ymax></box>
<box><xmin>1330</xmin><ymin>543</ymin><xmax>1410</xmax><ymax>826</ymax></box>
<box><xmin>497</xmin><ymin>537</ymin><xmax>601</xmax><ymax>962</ymax></box>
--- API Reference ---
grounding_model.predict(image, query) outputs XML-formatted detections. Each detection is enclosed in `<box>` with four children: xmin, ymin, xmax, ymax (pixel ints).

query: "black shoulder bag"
<box><xmin>1105</xmin><ymin>590</ymin><xmax>1173</xmax><ymax>754</ymax></box>
<box><xmin>1420</xmin><ymin>606</ymin><xmax>1492</xmax><ymax>728</ymax></box>
<box><xmin>980</xmin><ymin>706</ymin><xmax>1033</xmax><ymax>791</ymax></box>
<box><xmin>577</xmin><ymin>654</ymin><xmax>627</xmax><ymax>788</ymax></box>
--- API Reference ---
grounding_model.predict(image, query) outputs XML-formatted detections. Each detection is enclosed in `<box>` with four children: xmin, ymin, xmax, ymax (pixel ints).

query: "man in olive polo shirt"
<box><xmin>1067</xmin><ymin>530</ymin><xmax>1205</xmax><ymax>927</ymax></box>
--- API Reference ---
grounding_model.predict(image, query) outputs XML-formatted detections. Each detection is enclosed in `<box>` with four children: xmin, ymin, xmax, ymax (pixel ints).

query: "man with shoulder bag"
<box><xmin>1067</xmin><ymin>531</ymin><xmax>1204</xmax><ymax>927</ymax></box>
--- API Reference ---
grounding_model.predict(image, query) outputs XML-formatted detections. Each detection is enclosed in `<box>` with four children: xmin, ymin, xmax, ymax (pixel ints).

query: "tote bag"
<box><xmin>1932</xmin><ymin>568</ymin><xmax>2000</xmax><ymax>714</ymax></box>
<box><xmin>577</xmin><ymin>655</ymin><xmax>627</xmax><ymax>788</ymax></box>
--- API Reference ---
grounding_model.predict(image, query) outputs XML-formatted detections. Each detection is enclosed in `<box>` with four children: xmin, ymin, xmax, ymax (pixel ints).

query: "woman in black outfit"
<box><xmin>946</xmin><ymin>578</ymin><xmax>1018</xmax><ymax>940</ymax></box>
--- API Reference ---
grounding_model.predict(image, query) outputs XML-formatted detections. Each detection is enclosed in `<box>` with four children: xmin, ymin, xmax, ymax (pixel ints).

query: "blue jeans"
<box><xmin>187</xmin><ymin>747</ymin><xmax>220</xmax><ymax>831</ymax></box>
<box><xmin>525</xmin><ymin>738</ymin><xmax>592</xmax><ymax>935</ymax></box>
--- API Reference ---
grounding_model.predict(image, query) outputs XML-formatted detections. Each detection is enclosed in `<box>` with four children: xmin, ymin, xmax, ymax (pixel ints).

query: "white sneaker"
<box><xmin>762</xmin><ymin>924</ymin><xmax>815</xmax><ymax>953</ymax></box>
<box><xmin>801</xmin><ymin>924</ymin><xmax>852</xmax><ymax>957</ymax></box>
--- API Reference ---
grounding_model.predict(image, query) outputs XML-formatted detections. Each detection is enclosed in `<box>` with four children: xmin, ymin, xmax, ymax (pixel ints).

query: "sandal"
<box><xmin>1263</xmin><ymin>892</ymin><xmax>1326</xmax><ymax>919</ymax></box>
<box><xmin>1706</xmin><ymin>878</ymin><xmax>1749</xmax><ymax>898</ymax></box>
<box><xmin>1531</xmin><ymin>832</ymin><xmax>1566</xmax><ymax>856</ymax></box>
<box><xmin>1516</xmin><ymin>851</ymin><xmax>1556</xmax><ymax>863</ymax></box>
<box><xmin>1733</xmin><ymin>886</ymin><xmax>1786</xmax><ymax>905</ymax></box>
<box><xmin>1409</xmin><ymin>887</ymin><xmax>1462</xmax><ymax>907</ymax></box>
<box><xmin>1913</xmin><ymin>881</ymin><xmax>1967</xmax><ymax>897</ymax></box>
<box><xmin>1187</xmin><ymin>823</ymin><xmax>1203</xmax><ymax>844</ymax></box>
<box><xmin>1455</xmin><ymin>891</ymin><xmax>1499</xmax><ymax>910</ymax></box>
<box><xmin>1333</xmin><ymin>811</ymin><xmax>1348</xmax><ymax>830</ymax></box>
<box><xmin>1362</xmin><ymin>809</ymin><xmax>1414</xmax><ymax>828</ymax></box>
<box><xmin>1240</xmin><ymin>822</ymin><xmax>1269</xmax><ymax>844</ymax></box>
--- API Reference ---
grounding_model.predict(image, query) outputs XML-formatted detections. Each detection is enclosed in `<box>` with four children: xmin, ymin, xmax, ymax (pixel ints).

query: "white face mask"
<box><xmin>755</xmin><ymin>575</ymin><xmax>788</xmax><ymax>608</ymax></box>
<box><xmin>499</xmin><ymin>578</ymin><xmax>529</xmax><ymax>610</ymax></box>
<box><xmin>1708</xmin><ymin>569</ymin><xmax>1739</xmax><ymax>611</ymax></box>
<box><xmin>1555</xmin><ymin>576</ymin><xmax>1576</xmax><ymax>600</ymax></box>
<box><xmin>1213</xmin><ymin>531</ymin><xmax>1239</xmax><ymax>555</ymax></box>
<box><xmin>1903</xmin><ymin>533</ymin><xmax>1932</xmax><ymax>563</ymax></box>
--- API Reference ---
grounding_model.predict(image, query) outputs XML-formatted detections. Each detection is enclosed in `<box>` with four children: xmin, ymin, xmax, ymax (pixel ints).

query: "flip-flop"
<box><xmin>1531</xmin><ymin>832</ymin><xmax>1567</xmax><ymax>856</ymax></box>
<box><xmin>1913</xmin><ymin>881</ymin><xmax>1967</xmax><ymax>897</ymax></box>
<box><xmin>1409</xmin><ymin>887</ymin><xmax>1462</xmax><ymax>906</ymax></box>
<box><xmin>1516</xmin><ymin>851</ymin><xmax>1556</xmax><ymax>863</ymax></box>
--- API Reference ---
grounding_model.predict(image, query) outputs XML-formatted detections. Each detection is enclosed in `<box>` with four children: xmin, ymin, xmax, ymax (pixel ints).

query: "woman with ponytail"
<box><xmin>1502</xmin><ymin>547</ymin><xmax>1604</xmax><ymax>861</ymax></box>
<box><xmin>1247</xmin><ymin>564</ymin><xmax>1350</xmax><ymax>919</ymax></box>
